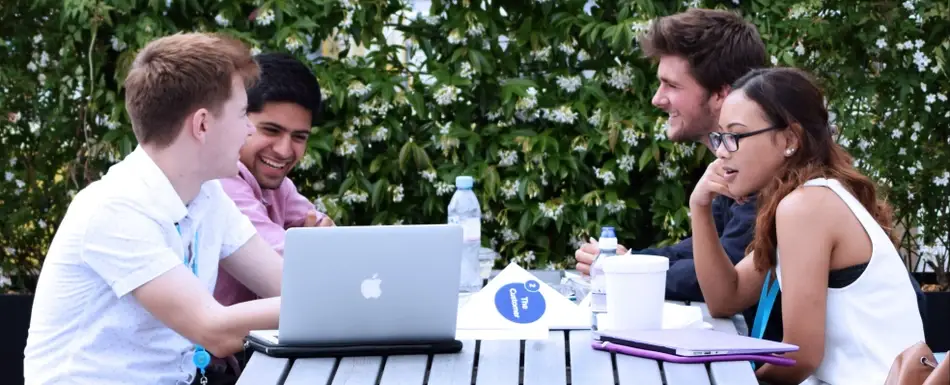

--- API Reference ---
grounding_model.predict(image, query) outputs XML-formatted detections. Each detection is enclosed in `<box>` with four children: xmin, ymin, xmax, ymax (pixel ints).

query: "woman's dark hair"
<box><xmin>734</xmin><ymin>67</ymin><xmax>895</xmax><ymax>271</ymax></box>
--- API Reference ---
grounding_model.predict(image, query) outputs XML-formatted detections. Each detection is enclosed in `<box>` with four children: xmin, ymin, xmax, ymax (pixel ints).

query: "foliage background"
<box><xmin>1</xmin><ymin>0</ymin><xmax>948</xmax><ymax>293</ymax></box>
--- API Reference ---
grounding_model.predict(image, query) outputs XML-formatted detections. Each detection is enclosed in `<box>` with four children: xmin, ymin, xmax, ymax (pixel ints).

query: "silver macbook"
<box><xmin>277</xmin><ymin>224</ymin><xmax>463</xmax><ymax>346</ymax></box>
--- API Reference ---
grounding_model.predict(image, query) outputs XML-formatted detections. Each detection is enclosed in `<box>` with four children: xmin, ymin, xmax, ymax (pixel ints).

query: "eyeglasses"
<box><xmin>709</xmin><ymin>126</ymin><xmax>781</xmax><ymax>152</ymax></box>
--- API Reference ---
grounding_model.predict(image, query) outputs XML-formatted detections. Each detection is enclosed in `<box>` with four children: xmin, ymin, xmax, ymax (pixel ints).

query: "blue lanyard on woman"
<box><xmin>750</xmin><ymin>269</ymin><xmax>780</xmax><ymax>369</ymax></box>
<box><xmin>175</xmin><ymin>223</ymin><xmax>211</xmax><ymax>384</ymax></box>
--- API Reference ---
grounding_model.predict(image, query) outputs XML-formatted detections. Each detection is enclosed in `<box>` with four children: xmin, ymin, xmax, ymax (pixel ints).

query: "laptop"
<box><xmin>597</xmin><ymin>328</ymin><xmax>799</xmax><ymax>357</ymax></box>
<box><xmin>275</xmin><ymin>224</ymin><xmax>463</xmax><ymax>346</ymax></box>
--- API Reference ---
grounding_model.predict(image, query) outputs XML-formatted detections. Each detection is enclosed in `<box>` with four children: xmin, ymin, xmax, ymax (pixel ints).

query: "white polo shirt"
<box><xmin>23</xmin><ymin>147</ymin><xmax>257</xmax><ymax>385</ymax></box>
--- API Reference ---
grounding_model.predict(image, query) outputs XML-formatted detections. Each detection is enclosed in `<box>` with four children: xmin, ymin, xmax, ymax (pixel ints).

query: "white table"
<box><xmin>236</xmin><ymin>301</ymin><xmax>758</xmax><ymax>385</ymax></box>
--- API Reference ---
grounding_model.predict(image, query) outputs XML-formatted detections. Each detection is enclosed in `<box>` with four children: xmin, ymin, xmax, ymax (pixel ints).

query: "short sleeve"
<box><xmin>216</xmin><ymin>189</ymin><xmax>258</xmax><ymax>259</ymax></box>
<box><xmin>80</xmin><ymin>200</ymin><xmax>182</xmax><ymax>298</ymax></box>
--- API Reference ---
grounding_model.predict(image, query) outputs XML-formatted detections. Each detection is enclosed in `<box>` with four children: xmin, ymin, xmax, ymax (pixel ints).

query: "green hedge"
<box><xmin>1</xmin><ymin>0</ymin><xmax>948</xmax><ymax>293</ymax></box>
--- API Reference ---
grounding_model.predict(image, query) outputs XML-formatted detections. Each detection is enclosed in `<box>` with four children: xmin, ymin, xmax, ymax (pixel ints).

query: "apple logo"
<box><xmin>361</xmin><ymin>273</ymin><xmax>382</xmax><ymax>299</ymax></box>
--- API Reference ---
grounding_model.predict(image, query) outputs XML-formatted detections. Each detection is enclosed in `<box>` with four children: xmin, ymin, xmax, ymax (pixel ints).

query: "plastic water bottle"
<box><xmin>448</xmin><ymin>176</ymin><xmax>483</xmax><ymax>293</ymax></box>
<box><xmin>589</xmin><ymin>226</ymin><xmax>618</xmax><ymax>332</ymax></box>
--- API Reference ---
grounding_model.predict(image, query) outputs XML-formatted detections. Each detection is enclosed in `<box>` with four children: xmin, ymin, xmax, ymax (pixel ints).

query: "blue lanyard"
<box><xmin>175</xmin><ymin>224</ymin><xmax>199</xmax><ymax>276</ymax></box>
<box><xmin>174</xmin><ymin>223</ymin><xmax>211</xmax><ymax>379</ymax></box>
<box><xmin>751</xmin><ymin>270</ymin><xmax>780</xmax><ymax>340</ymax></box>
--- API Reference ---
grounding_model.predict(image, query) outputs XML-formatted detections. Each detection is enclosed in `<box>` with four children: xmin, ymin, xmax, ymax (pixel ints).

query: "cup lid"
<box><xmin>602</xmin><ymin>254</ymin><xmax>669</xmax><ymax>274</ymax></box>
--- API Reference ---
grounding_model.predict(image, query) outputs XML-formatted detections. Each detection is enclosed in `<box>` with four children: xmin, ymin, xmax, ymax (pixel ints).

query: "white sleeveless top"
<box><xmin>776</xmin><ymin>178</ymin><xmax>925</xmax><ymax>385</ymax></box>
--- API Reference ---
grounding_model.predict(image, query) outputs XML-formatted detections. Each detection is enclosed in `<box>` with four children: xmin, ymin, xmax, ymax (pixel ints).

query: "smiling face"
<box><xmin>714</xmin><ymin>90</ymin><xmax>792</xmax><ymax>197</ymax></box>
<box><xmin>651</xmin><ymin>55</ymin><xmax>723</xmax><ymax>142</ymax></box>
<box><xmin>239</xmin><ymin>101</ymin><xmax>312</xmax><ymax>189</ymax></box>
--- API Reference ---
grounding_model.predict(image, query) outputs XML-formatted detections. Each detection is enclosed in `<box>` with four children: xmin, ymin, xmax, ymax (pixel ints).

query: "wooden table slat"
<box><xmin>378</xmin><ymin>355</ymin><xmax>429</xmax><ymax>385</ymax></box>
<box><xmin>474</xmin><ymin>339</ymin><xmax>521</xmax><ymax>385</ymax></box>
<box><xmin>283</xmin><ymin>358</ymin><xmax>337</xmax><ymax>385</ymax></box>
<box><xmin>331</xmin><ymin>356</ymin><xmax>384</xmax><ymax>385</ymax></box>
<box><xmin>523</xmin><ymin>331</ymin><xmax>568</xmax><ymax>385</ymax></box>
<box><xmin>426</xmin><ymin>340</ymin><xmax>477</xmax><ymax>385</ymax></box>
<box><xmin>235</xmin><ymin>354</ymin><xmax>289</xmax><ymax>385</ymax></box>
<box><xmin>662</xmin><ymin>362</ymin><xmax>711</xmax><ymax>385</ymax></box>
<box><xmin>567</xmin><ymin>330</ymin><xmax>615</xmax><ymax>385</ymax></box>
<box><xmin>613</xmin><ymin>353</ymin><xmax>663</xmax><ymax>385</ymax></box>
<box><xmin>697</xmin><ymin>303</ymin><xmax>760</xmax><ymax>385</ymax></box>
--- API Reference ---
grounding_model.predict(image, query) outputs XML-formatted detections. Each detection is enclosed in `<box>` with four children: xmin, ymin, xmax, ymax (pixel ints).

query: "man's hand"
<box><xmin>574</xmin><ymin>238</ymin><xmax>628</xmax><ymax>276</ymax></box>
<box><xmin>303</xmin><ymin>210</ymin><xmax>335</xmax><ymax>227</ymax></box>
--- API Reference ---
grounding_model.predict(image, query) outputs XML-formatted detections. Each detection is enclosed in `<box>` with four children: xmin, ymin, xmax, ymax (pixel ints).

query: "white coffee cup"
<box><xmin>602</xmin><ymin>254</ymin><xmax>669</xmax><ymax>331</ymax></box>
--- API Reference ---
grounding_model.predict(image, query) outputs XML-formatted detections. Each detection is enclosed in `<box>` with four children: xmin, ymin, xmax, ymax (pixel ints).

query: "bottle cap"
<box><xmin>455</xmin><ymin>175</ymin><xmax>474</xmax><ymax>189</ymax></box>
<box><xmin>599</xmin><ymin>226</ymin><xmax>616</xmax><ymax>238</ymax></box>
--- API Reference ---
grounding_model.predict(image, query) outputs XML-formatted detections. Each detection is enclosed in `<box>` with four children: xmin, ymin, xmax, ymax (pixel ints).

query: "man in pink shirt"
<box><xmin>215</xmin><ymin>52</ymin><xmax>334</xmax><ymax>308</ymax></box>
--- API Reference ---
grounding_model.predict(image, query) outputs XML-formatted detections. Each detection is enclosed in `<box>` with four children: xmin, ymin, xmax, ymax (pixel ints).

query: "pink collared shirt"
<box><xmin>213</xmin><ymin>161</ymin><xmax>324</xmax><ymax>306</ymax></box>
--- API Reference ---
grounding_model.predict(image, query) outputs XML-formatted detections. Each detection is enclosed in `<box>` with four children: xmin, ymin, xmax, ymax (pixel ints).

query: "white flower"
<box><xmin>434</xmin><ymin>182</ymin><xmax>455</xmax><ymax>196</ymax></box>
<box><xmin>794</xmin><ymin>42</ymin><xmax>805</xmax><ymax>56</ymax></box>
<box><xmin>514</xmin><ymin>87</ymin><xmax>539</xmax><ymax>111</ymax></box>
<box><xmin>658</xmin><ymin>160</ymin><xmax>680</xmax><ymax>180</ymax></box>
<box><xmin>498</xmin><ymin>150</ymin><xmax>519</xmax><ymax>167</ymax></box>
<box><xmin>622</xmin><ymin>128</ymin><xmax>640</xmax><ymax>146</ymax></box>
<box><xmin>770</xmin><ymin>55</ymin><xmax>779</xmax><ymax>66</ymax></box>
<box><xmin>215</xmin><ymin>14</ymin><xmax>230</xmax><ymax>27</ymax></box>
<box><xmin>892</xmin><ymin>129</ymin><xmax>903</xmax><ymax>139</ymax></box>
<box><xmin>605</xmin><ymin>199</ymin><xmax>626</xmax><ymax>214</ymax></box>
<box><xmin>370</xmin><ymin>126</ymin><xmax>389</xmax><ymax>142</ymax></box>
<box><xmin>284</xmin><ymin>36</ymin><xmax>302</xmax><ymax>51</ymax></box>
<box><xmin>342</xmin><ymin>190</ymin><xmax>369</xmax><ymax>204</ymax></box>
<box><xmin>4</xmin><ymin>172</ymin><xmax>12</xmax><ymax>181</ymax></box>
<box><xmin>420</xmin><ymin>170</ymin><xmax>437</xmax><ymax>182</ymax></box>
<box><xmin>935</xmin><ymin>172</ymin><xmax>950</xmax><ymax>187</ymax></box>
<box><xmin>513</xmin><ymin>250</ymin><xmax>536</xmax><ymax>267</ymax></box>
<box><xmin>312</xmin><ymin>181</ymin><xmax>325</xmax><ymax>191</ymax></box>
<box><xmin>606</xmin><ymin>65</ymin><xmax>633</xmax><ymax>90</ymax></box>
<box><xmin>500</xmin><ymin>179</ymin><xmax>520</xmax><ymax>199</ymax></box>
<box><xmin>539</xmin><ymin>202</ymin><xmax>565</xmax><ymax>219</ymax></box>
<box><xmin>558</xmin><ymin>41</ymin><xmax>576</xmax><ymax>55</ymax></box>
<box><xmin>250</xmin><ymin>46</ymin><xmax>262</xmax><ymax>56</ymax></box>
<box><xmin>347</xmin><ymin>81</ymin><xmax>371</xmax><ymax>98</ymax></box>
<box><xmin>556</xmin><ymin>75</ymin><xmax>582</xmax><ymax>93</ymax></box>
<box><xmin>593</xmin><ymin>167</ymin><xmax>615</xmax><ymax>185</ymax></box>
<box><xmin>466</xmin><ymin>23</ymin><xmax>485</xmax><ymax>37</ymax></box>
<box><xmin>876</xmin><ymin>38</ymin><xmax>887</xmax><ymax>49</ymax></box>
<box><xmin>543</xmin><ymin>105</ymin><xmax>578</xmax><ymax>124</ymax></box>
<box><xmin>110</xmin><ymin>36</ymin><xmax>127</xmax><ymax>51</ymax></box>
<box><xmin>448</xmin><ymin>30</ymin><xmax>466</xmax><ymax>45</ymax></box>
<box><xmin>341</xmin><ymin>11</ymin><xmax>353</xmax><ymax>28</ymax></box>
<box><xmin>498</xmin><ymin>227</ymin><xmax>520</xmax><ymax>242</ymax></box>
<box><xmin>298</xmin><ymin>153</ymin><xmax>316</xmax><ymax>170</ymax></box>
<box><xmin>390</xmin><ymin>184</ymin><xmax>404</xmax><ymax>202</ymax></box>
<box><xmin>530</xmin><ymin>47</ymin><xmax>551</xmax><ymax>62</ymax></box>
<box><xmin>913</xmin><ymin>51</ymin><xmax>932</xmax><ymax>72</ymax></box>
<box><xmin>256</xmin><ymin>9</ymin><xmax>276</xmax><ymax>26</ymax></box>
<box><xmin>335</xmin><ymin>140</ymin><xmax>358</xmax><ymax>156</ymax></box>
<box><xmin>619</xmin><ymin>155</ymin><xmax>636</xmax><ymax>172</ymax></box>
<box><xmin>434</xmin><ymin>85</ymin><xmax>461</xmax><ymax>105</ymax></box>
<box><xmin>588</xmin><ymin>109</ymin><xmax>603</xmax><ymax>126</ymax></box>
<box><xmin>577</xmin><ymin>50</ymin><xmax>590</xmax><ymax>62</ymax></box>
<box><xmin>460</xmin><ymin>62</ymin><xmax>474</xmax><ymax>79</ymax></box>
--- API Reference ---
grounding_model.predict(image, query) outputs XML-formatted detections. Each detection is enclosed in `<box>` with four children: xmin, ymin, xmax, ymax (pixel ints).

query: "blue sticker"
<box><xmin>494</xmin><ymin>280</ymin><xmax>546</xmax><ymax>324</ymax></box>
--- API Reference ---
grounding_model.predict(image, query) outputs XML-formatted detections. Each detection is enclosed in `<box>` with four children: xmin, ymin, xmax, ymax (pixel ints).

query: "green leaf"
<box><xmin>518</xmin><ymin>209</ymin><xmax>533</xmax><ymax>235</ymax></box>
<box><xmin>638</xmin><ymin>146</ymin><xmax>653</xmax><ymax>171</ymax></box>
<box><xmin>398</xmin><ymin>141</ymin><xmax>414</xmax><ymax>168</ymax></box>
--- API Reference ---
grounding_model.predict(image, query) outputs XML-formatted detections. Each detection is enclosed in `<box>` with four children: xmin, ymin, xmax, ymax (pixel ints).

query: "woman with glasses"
<box><xmin>689</xmin><ymin>67</ymin><xmax>924</xmax><ymax>385</ymax></box>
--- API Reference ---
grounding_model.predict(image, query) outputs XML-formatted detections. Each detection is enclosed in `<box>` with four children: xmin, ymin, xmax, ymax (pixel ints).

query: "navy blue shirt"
<box><xmin>631</xmin><ymin>195</ymin><xmax>756</xmax><ymax>302</ymax></box>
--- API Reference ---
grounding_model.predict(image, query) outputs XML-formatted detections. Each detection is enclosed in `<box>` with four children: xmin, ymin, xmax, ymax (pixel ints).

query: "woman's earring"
<box><xmin>785</xmin><ymin>148</ymin><xmax>795</xmax><ymax>156</ymax></box>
